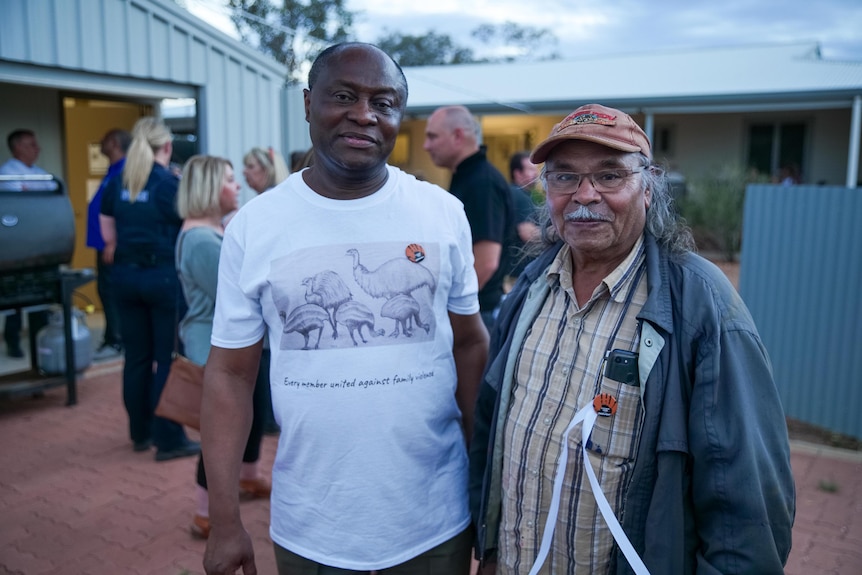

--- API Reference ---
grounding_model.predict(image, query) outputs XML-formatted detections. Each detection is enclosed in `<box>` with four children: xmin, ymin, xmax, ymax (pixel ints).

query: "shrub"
<box><xmin>678</xmin><ymin>165</ymin><xmax>766</xmax><ymax>262</ymax></box>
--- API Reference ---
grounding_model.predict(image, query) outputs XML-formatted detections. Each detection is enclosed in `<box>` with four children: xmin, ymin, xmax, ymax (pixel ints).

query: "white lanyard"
<box><xmin>527</xmin><ymin>401</ymin><xmax>651</xmax><ymax>575</ymax></box>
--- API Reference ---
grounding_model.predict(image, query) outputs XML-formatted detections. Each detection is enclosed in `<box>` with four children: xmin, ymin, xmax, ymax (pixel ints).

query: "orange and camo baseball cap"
<box><xmin>530</xmin><ymin>103</ymin><xmax>651</xmax><ymax>163</ymax></box>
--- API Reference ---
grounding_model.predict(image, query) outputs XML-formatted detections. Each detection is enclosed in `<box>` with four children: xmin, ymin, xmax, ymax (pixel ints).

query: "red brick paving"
<box><xmin>1</xmin><ymin>361</ymin><xmax>861</xmax><ymax>575</ymax></box>
<box><xmin>0</xmin><ymin>362</ymin><xmax>275</xmax><ymax>575</ymax></box>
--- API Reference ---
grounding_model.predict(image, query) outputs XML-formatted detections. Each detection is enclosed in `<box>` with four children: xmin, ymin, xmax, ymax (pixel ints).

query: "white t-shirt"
<box><xmin>0</xmin><ymin>158</ymin><xmax>54</xmax><ymax>191</ymax></box>
<box><xmin>212</xmin><ymin>166</ymin><xmax>479</xmax><ymax>570</ymax></box>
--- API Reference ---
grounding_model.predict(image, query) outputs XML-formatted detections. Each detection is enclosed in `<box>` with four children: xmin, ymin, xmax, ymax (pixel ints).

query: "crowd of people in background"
<box><xmin>0</xmin><ymin>117</ymin><xmax>303</xmax><ymax>540</ymax></box>
<box><xmin>0</xmin><ymin>40</ymin><xmax>797</xmax><ymax>575</ymax></box>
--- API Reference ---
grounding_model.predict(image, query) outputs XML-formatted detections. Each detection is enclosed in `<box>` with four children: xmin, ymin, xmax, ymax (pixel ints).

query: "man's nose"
<box><xmin>349</xmin><ymin>99</ymin><xmax>377</xmax><ymax>124</ymax></box>
<box><xmin>572</xmin><ymin>175</ymin><xmax>602</xmax><ymax>202</ymax></box>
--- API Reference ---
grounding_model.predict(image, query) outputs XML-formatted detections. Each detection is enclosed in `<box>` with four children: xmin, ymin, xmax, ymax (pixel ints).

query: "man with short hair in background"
<box><xmin>505</xmin><ymin>151</ymin><xmax>542</xmax><ymax>287</ymax></box>
<box><xmin>1</xmin><ymin>129</ymin><xmax>53</xmax><ymax>357</ymax></box>
<box><xmin>88</xmin><ymin>128</ymin><xmax>131</xmax><ymax>359</ymax></box>
<box><xmin>0</xmin><ymin>129</ymin><xmax>51</xmax><ymax>191</ymax></box>
<box><xmin>424</xmin><ymin>106</ymin><xmax>515</xmax><ymax>330</ymax></box>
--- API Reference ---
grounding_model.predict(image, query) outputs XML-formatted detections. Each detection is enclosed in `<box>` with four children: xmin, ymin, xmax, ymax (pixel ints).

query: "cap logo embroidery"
<box><xmin>559</xmin><ymin>111</ymin><xmax>617</xmax><ymax>132</ymax></box>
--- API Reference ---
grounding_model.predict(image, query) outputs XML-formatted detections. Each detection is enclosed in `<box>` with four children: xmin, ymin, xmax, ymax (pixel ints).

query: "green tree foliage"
<box><xmin>376</xmin><ymin>30</ymin><xmax>475</xmax><ymax>66</ymax></box>
<box><xmin>226</xmin><ymin>2</ymin><xmax>560</xmax><ymax>75</ymax></box>
<box><xmin>228</xmin><ymin>0</ymin><xmax>354</xmax><ymax>84</ymax></box>
<box><xmin>471</xmin><ymin>21</ymin><xmax>560</xmax><ymax>62</ymax></box>
<box><xmin>378</xmin><ymin>23</ymin><xmax>559</xmax><ymax>67</ymax></box>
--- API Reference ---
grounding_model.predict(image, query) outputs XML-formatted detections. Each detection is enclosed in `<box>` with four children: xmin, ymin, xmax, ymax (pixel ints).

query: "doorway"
<box><xmin>62</xmin><ymin>98</ymin><xmax>151</xmax><ymax>311</ymax></box>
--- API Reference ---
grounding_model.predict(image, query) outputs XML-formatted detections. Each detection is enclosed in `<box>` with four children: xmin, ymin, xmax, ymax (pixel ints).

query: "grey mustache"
<box><xmin>563</xmin><ymin>205</ymin><xmax>612</xmax><ymax>222</ymax></box>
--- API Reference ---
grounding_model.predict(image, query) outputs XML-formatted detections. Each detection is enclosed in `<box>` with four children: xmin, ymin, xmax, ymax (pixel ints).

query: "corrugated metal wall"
<box><xmin>0</xmin><ymin>0</ymin><xmax>288</xmax><ymax>175</ymax></box>
<box><xmin>740</xmin><ymin>184</ymin><xmax>862</xmax><ymax>439</ymax></box>
<box><xmin>284</xmin><ymin>85</ymin><xmax>312</xmax><ymax>158</ymax></box>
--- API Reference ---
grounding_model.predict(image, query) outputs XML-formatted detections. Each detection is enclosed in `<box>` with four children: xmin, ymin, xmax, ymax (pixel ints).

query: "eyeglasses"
<box><xmin>543</xmin><ymin>167</ymin><xmax>645</xmax><ymax>195</ymax></box>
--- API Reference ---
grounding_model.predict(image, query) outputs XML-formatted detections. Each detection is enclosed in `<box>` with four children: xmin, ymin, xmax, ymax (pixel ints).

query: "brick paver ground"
<box><xmin>1</xmin><ymin>360</ymin><xmax>860</xmax><ymax>575</ymax></box>
<box><xmin>0</xmin><ymin>361</ymin><xmax>274</xmax><ymax>575</ymax></box>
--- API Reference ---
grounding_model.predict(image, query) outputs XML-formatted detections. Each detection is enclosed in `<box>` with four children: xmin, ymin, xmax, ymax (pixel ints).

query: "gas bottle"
<box><xmin>36</xmin><ymin>306</ymin><xmax>93</xmax><ymax>375</ymax></box>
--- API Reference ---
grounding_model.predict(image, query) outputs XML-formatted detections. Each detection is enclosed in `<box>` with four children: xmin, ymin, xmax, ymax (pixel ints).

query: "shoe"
<box><xmin>154</xmin><ymin>440</ymin><xmax>200</xmax><ymax>462</ymax></box>
<box><xmin>190</xmin><ymin>514</ymin><xmax>210</xmax><ymax>539</ymax></box>
<box><xmin>93</xmin><ymin>343</ymin><xmax>123</xmax><ymax>360</ymax></box>
<box><xmin>133</xmin><ymin>439</ymin><xmax>152</xmax><ymax>452</ymax></box>
<box><xmin>7</xmin><ymin>346</ymin><xmax>24</xmax><ymax>358</ymax></box>
<box><xmin>239</xmin><ymin>477</ymin><xmax>271</xmax><ymax>500</ymax></box>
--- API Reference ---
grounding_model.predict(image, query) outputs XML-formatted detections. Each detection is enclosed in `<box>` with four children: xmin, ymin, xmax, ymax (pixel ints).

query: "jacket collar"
<box><xmin>637</xmin><ymin>232</ymin><xmax>675</xmax><ymax>335</ymax></box>
<box><xmin>520</xmin><ymin>233</ymin><xmax>676</xmax><ymax>335</ymax></box>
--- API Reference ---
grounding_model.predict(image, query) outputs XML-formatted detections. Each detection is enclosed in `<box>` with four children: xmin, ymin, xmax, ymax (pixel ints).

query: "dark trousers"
<box><xmin>196</xmin><ymin>348</ymin><xmax>270</xmax><ymax>488</ymax></box>
<box><xmin>96</xmin><ymin>252</ymin><xmax>122</xmax><ymax>346</ymax></box>
<box><xmin>273</xmin><ymin>526</ymin><xmax>472</xmax><ymax>575</ymax></box>
<box><xmin>112</xmin><ymin>264</ymin><xmax>188</xmax><ymax>452</ymax></box>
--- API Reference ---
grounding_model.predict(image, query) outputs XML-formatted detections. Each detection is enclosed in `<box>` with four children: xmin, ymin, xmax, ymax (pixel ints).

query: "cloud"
<box><xmin>349</xmin><ymin>0</ymin><xmax>862</xmax><ymax>60</ymax></box>
<box><xmin>186</xmin><ymin>0</ymin><xmax>862</xmax><ymax>61</ymax></box>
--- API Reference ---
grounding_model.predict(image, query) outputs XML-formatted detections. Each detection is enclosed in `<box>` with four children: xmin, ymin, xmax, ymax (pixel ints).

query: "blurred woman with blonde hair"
<box><xmin>240</xmin><ymin>146</ymin><xmax>292</xmax><ymax>435</ymax></box>
<box><xmin>175</xmin><ymin>155</ymin><xmax>270</xmax><ymax>539</ymax></box>
<box><xmin>242</xmin><ymin>146</ymin><xmax>289</xmax><ymax>194</ymax></box>
<box><xmin>100</xmin><ymin>116</ymin><xmax>199</xmax><ymax>462</ymax></box>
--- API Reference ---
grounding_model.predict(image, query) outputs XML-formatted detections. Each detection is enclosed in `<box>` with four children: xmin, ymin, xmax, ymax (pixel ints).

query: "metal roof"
<box><xmin>402</xmin><ymin>42</ymin><xmax>862</xmax><ymax>115</ymax></box>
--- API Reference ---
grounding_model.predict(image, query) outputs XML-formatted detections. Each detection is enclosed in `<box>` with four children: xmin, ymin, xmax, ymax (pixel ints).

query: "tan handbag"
<box><xmin>155</xmin><ymin>353</ymin><xmax>204</xmax><ymax>430</ymax></box>
<box><xmin>155</xmin><ymin>231</ymin><xmax>204</xmax><ymax>430</ymax></box>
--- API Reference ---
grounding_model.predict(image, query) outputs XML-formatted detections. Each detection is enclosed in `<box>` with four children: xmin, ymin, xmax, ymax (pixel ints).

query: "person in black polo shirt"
<box><xmin>100</xmin><ymin>116</ymin><xmax>199</xmax><ymax>462</ymax></box>
<box><xmin>424</xmin><ymin>106</ymin><xmax>515</xmax><ymax>330</ymax></box>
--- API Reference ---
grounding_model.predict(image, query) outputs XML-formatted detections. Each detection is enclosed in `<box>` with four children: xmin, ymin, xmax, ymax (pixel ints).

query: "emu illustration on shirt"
<box><xmin>272</xmin><ymin>242</ymin><xmax>439</xmax><ymax>351</ymax></box>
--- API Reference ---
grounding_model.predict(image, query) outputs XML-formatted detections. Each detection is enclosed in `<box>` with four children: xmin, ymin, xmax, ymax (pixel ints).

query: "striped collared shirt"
<box><xmin>499</xmin><ymin>236</ymin><xmax>648</xmax><ymax>575</ymax></box>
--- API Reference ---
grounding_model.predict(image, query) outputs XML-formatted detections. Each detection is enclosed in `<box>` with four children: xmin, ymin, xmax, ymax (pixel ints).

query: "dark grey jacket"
<box><xmin>469</xmin><ymin>233</ymin><xmax>795</xmax><ymax>574</ymax></box>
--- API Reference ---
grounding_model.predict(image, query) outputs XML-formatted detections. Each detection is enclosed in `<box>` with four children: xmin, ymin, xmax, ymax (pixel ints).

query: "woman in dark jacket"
<box><xmin>100</xmin><ymin>116</ymin><xmax>199</xmax><ymax>462</ymax></box>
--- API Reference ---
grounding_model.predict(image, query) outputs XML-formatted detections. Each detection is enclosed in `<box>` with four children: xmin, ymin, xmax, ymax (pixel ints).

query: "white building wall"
<box><xmin>810</xmin><ymin>109</ymin><xmax>856</xmax><ymax>185</ymax></box>
<box><xmin>661</xmin><ymin>114</ymin><xmax>746</xmax><ymax>177</ymax></box>
<box><xmin>285</xmin><ymin>86</ymin><xmax>312</xmax><ymax>159</ymax></box>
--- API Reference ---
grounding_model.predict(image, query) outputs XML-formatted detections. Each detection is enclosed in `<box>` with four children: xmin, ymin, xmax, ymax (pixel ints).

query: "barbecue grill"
<box><xmin>0</xmin><ymin>174</ymin><xmax>95</xmax><ymax>405</ymax></box>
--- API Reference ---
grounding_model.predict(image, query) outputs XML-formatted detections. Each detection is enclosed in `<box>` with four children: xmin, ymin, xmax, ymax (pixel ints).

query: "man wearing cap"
<box><xmin>469</xmin><ymin>104</ymin><xmax>795</xmax><ymax>574</ymax></box>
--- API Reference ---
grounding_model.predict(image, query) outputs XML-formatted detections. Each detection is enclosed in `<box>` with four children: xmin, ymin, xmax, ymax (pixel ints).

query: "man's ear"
<box><xmin>303</xmin><ymin>89</ymin><xmax>311</xmax><ymax>123</ymax></box>
<box><xmin>643</xmin><ymin>165</ymin><xmax>657</xmax><ymax>210</ymax></box>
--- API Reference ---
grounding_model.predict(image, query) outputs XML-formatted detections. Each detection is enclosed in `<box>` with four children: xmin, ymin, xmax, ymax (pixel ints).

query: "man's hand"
<box><xmin>101</xmin><ymin>244</ymin><xmax>115</xmax><ymax>265</ymax></box>
<box><xmin>203</xmin><ymin>523</ymin><xmax>257</xmax><ymax>575</ymax></box>
<box><xmin>201</xmin><ymin>344</ymin><xmax>262</xmax><ymax>574</ymax></box>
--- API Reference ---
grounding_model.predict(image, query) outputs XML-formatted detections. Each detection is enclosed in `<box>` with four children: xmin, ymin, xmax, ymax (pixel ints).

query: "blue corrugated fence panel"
<box><xmin>740</xmin><ymin>184</ymin><xmax>862</xmax><ymax>439</ymax></box>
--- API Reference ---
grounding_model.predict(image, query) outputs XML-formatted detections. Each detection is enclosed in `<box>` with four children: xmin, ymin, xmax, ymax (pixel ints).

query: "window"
<box><xmin>747</xmin><ymin>122</ymin><xmax>806</xmax><ymax>181</ymax></box>
<box><xmin>654</xmin><ymin>125</ymin><xmax>675</xmax><ymax>157</ymax></box>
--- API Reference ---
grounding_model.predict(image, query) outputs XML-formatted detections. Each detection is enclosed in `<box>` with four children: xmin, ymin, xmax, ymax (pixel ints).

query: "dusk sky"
<box><xmin>185</xmin><ymin>0</ymin><xmax>862</xmax><ymax>62</ymax></box>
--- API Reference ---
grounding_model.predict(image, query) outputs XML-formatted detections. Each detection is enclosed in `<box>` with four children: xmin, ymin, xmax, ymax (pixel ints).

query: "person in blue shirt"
<box><xmin>87</xmin><ymin>129</ymin><xmax>130</xmax><ymax>359</ymax></box>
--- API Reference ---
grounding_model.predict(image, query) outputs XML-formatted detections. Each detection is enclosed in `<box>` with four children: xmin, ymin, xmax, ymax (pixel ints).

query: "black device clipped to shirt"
<box><xmin>604</xmin><ymin>349</ymin><xmax>639</xmax><ymax>386</ymax></box>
